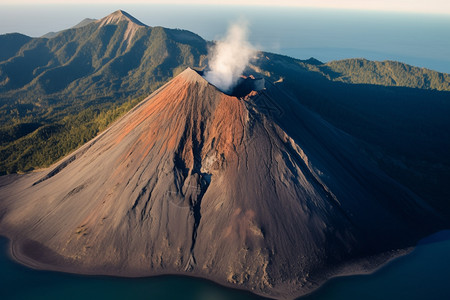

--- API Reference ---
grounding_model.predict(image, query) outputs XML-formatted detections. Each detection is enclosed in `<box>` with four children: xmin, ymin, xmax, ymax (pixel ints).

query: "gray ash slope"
<box><xmin>0</xmin><ymin>68</ymin><xmax>444</xmax><ymax>299</ymax></box>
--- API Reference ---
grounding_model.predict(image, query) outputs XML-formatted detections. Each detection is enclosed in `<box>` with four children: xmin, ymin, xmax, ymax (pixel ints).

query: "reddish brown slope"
<box><xmin>0</xmin><ymin>68</ymin><xmax>441</xmax><ymax>299</ymax></box>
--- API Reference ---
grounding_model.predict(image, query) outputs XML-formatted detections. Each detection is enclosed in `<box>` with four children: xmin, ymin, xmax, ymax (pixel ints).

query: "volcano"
<box><xmin>0</xmin><ymin>68</ymin><xmax>442</xmax><ymax>299</ymax></box>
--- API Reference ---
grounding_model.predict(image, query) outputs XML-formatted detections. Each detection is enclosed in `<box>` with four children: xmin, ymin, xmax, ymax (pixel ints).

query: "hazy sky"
<box><xmin>2</xmin><ymin>0</ymin><xmax>450</xmax><ymax>15</ymax></box>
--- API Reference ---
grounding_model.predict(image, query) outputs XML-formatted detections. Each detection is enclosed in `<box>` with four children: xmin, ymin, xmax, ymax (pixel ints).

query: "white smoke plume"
<box><xmin>204</xmin><ymin>21</ymin><xmax>255</xmax><ymax>93</ymax></box>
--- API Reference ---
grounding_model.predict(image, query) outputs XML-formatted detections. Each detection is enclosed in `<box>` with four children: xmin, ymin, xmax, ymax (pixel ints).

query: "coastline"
<box><xmin>2</xmin><ymin>233</ymin><xmax>272</xmax><ymax>299</ymax></box>
<box><xmin>1</xmin><ymin>231</ymin><xmax>416</xmax><ymax>300</ymax></box>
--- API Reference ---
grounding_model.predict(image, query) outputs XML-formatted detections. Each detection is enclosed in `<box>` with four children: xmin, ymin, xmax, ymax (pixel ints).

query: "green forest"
<box><xmin>0</xmin><ymin>96</ymin><xmax>142</xmax><ymax>174</ymax></box>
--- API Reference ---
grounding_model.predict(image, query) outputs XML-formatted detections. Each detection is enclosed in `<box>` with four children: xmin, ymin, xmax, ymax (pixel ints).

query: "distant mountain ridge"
<box><xmin>42</xmin><ymin>10</ymin><xmax>145</xmax><ymax>39</ymax></box>
<box><xmin>320</xmin><ymin>58</ymin><xmax>450</xmax><ymax>91</ymax></box>
<box><xmin>0</xmin><ymin>10</ymin><xmax>207</xmax><ymax>98</ymax></box>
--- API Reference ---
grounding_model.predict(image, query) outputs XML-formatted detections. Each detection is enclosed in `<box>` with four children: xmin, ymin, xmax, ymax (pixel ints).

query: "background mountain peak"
<box><xmin>98</xmin><ymin>10</ymin><xmax>147</xmax><ymax>27</ymax></box>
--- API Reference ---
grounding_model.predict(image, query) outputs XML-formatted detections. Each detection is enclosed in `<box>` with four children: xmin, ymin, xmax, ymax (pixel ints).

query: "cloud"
<box><xmin>203</xmin><ymin>20</ymin><xmax>255</xmax><ymax>93</ymax></box>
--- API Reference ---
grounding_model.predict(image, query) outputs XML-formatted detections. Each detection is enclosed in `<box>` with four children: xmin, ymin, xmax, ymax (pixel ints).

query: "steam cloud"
<box><xmin>204</xmin><ymin>21</ymin><xmax>255</xmax><ymax>93</ymax></box>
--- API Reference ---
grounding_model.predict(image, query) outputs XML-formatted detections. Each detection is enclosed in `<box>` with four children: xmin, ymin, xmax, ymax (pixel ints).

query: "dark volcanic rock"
<box><xmin>0</xmin><ymin>68</ymin><xmax>442</xmax><ymax>299</ymax></box>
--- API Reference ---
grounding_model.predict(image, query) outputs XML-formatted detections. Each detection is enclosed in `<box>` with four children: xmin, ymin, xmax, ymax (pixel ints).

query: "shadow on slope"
<box><xmin>253</xmin><ymin>53</ymin><xmax>450</xmax><ymax>218</ymax></box>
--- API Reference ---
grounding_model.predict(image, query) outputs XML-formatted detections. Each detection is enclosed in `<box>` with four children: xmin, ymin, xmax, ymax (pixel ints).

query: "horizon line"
<box><xmin>1</xmin><ymin>1</ymin><xmax>450</xmax><ymax>16</ymax></box>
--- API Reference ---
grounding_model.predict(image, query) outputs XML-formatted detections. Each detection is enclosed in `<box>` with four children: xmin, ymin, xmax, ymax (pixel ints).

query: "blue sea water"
<box><xmin>1</xmin><ymin>231</ymin><xmax>450</xmax><ymax>300</ymax></box>
<box><xmin>0</xmin><ymin>4</ymin><xmax>449</xmax><ymax>73</ymax></box>
<box><xmin>301</xmin><ymin>230</ymin><xmax>450</xmax><ymax>300</ymax></box>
